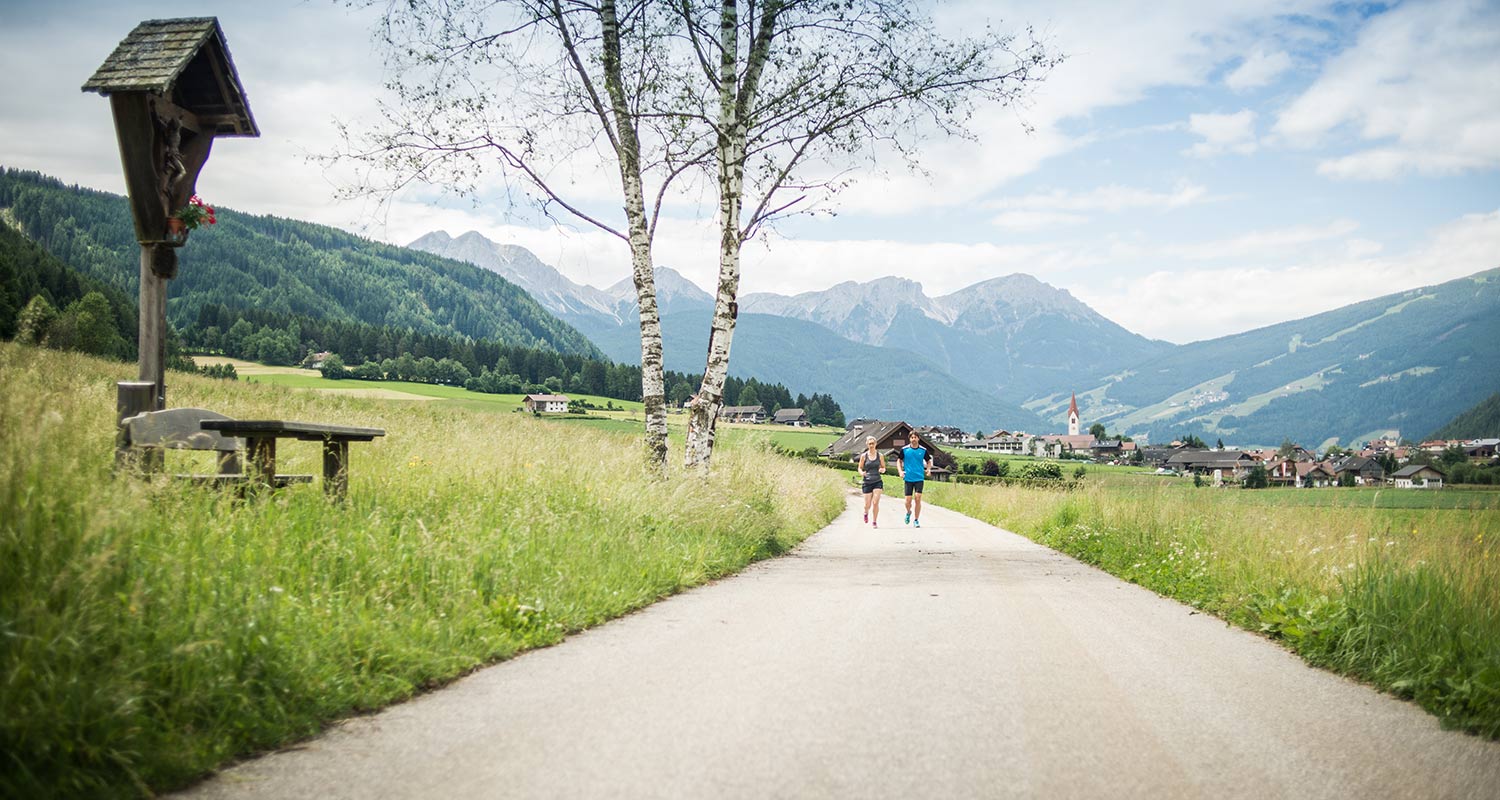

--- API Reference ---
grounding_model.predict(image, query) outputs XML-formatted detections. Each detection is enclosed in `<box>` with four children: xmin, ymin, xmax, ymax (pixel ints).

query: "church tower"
<box><xmin>1067</xmin><ymin>393</ymin><xmax>1080</xmax><ymax>436</ymax></box>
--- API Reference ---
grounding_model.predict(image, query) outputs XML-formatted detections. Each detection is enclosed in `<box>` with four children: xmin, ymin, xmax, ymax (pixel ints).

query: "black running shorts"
<box><xmin>904</xmin><ymin>480</ymin><xmax>924</xmax><ymax>496</ymax></box>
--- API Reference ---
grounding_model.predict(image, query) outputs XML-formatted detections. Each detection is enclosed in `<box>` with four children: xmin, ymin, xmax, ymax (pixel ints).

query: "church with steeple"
<box><xmin>1067</xmin><ymin>393</ymin><xmax>1081</xmax><ymax>436</ymax></box>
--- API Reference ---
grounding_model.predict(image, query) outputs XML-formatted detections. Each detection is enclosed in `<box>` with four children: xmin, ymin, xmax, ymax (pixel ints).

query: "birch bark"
<box><xmin>684</xmin><ymin>0</ymin><xmax>781</xmax><ymax>469</ymax></box>
<box><xmin>598</xmin><ymin>0</ymin><xmax>669</xmax><ymax>467</ymax></box>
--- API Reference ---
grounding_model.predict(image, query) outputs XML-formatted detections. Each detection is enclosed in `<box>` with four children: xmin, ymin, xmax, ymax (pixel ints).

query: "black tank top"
<box><xmin>861</xmin><ymin>451</ymin><xmax>881</xmax><ymax>480</ymax></box>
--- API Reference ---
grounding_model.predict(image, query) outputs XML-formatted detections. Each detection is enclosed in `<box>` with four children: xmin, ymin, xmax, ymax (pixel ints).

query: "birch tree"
<box><xmin>341</xmin><ymin>0</ymin><xmax>707</xmax><ymax>470</ymax></box>
<box><xmin>675</xmin><ymin>0</ymin><xmax>1060</xmax><ymax>467</ymax></box>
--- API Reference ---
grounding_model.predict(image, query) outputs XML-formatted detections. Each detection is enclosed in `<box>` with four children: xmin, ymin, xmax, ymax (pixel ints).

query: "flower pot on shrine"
<box><xmin>164</xmin><ymin>217</ymin><xmax>188</xmax><ymax>246</ymax></box>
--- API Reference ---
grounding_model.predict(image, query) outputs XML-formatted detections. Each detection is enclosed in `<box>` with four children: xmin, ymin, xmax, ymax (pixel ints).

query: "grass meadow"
<box><xmin>0</xmin><ymin>344</ymin><xmax>847</xmax><ymax>797</ymax></box>
<box><xmin>925</xmin><ymin>479</ymin><xmax>1500</xmax><ymax>737</ymax></box>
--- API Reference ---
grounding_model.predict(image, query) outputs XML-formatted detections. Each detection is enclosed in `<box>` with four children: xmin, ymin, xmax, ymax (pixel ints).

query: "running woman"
<box><xmin>901</xmin><ymin>432</ymin><xmax>934</xmax><ymax>528</ymax></box>
<box><xmin>856</xmin><ymin>435</ymin><xmax>885</xmax><ymax>526</ymax></box>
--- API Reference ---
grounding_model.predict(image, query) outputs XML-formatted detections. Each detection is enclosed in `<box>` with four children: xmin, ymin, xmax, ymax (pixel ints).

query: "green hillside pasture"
<box><xmin>241</xmin><ymin>370</ymin><xmax>644</xmax><ymax>415</ymax></box>
<box><xmin>0</xmin><ymin>344</ymin><xmax>845</xmax><ymax>797</ymax></box>
<box><xmin>927</xmin><ymin>480</ymin><xmax>1500</xmax><ymax>737</ymax></box>
<box><xmin>240</xmin><ymin>368</ymin><xmax>838</xmax><ymax>453</ymax></box>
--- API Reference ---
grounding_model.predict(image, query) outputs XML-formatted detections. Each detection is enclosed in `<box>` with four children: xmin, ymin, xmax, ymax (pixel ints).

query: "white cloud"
<box><xmin>1274</xmin><ymin>0</ymin><xmax>1500</xmax><ymax>179</ymax></box>
<box><xmin>1224</xmin><ymin>49</ymin><xmax>1294</xmax><ymax>90</ymax></box>
<box><xmin>1185</xmin><ymin>110</ymin><xmax>1258</xmax><ymax>158</ymax></box>
<box><xmin>992</xmin><ymin>182</ymin><xmax>1209</xmax><ymax>213</ymax></box>
<box><xmin>1077</xmin><ymin>209</ymin><xmax>1500</xmax><ymax>342</ymax></box>
<box><xmin>1160</xmin><ymin>218</ymin><xmax>1359</xmax><ymax>260</ymax></box>
<box><xmin>991</xmin><ymin>211</ymin><xmax>1089</xmax><ymax>231</ymax></box>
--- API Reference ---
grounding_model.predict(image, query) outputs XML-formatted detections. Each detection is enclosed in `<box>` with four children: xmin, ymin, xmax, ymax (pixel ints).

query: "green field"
<box><xmin>238</xmin><ymin>367</ymin><xmax>843</xmax><ymax>454</ymax></box>
<box><xmin>926</xmin><ymin>478</ymin><xmax>1500</xmax><ymax>737</ymax></box>
<box><xmin>0</xmin><ymin>344</ymin><xmax>846</xmax><ymax>797</ymax></box>
<box><xmin>242</xmin><ymin>371</ymin><xmax>644</xmax><ymax>414</ymax></box>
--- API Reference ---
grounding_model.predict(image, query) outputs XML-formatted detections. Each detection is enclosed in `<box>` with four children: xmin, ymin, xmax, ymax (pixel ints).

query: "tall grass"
<box><xmin>0</xmin><ymin>344</ymin><xmax>846</xmax><ymax>797</ymax></box>
<box><xmin>927</xmin><ymin>480</ymin><xmax>1500</xmax><ymax>737</ymax></box>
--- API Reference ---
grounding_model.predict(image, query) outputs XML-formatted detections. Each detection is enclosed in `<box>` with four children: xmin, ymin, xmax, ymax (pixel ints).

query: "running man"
<box><xmin>856</xmin><ymin>435</ymin><xmax>885</xmax><ymax>527</ymax></box>
<box><xmin>901</xmin><ymin>432</ymin><xmax>934</xmax><ymax>527</ymax></box>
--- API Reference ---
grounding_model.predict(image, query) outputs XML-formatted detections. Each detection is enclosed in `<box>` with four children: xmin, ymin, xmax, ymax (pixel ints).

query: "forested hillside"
<box><xmin>0</xmin><ymin>222</ymin><xmax>135</xmax><ymax>357</ymax></box>
<box><xmin>1431</xmin><ymin>392</ymin><xmax>1500</xmax><ymax>440</ymax></box>
<box><xmin>0</xmin><ymin>169</ymin><xmax>599</xmax><ymax>356</ymax></box>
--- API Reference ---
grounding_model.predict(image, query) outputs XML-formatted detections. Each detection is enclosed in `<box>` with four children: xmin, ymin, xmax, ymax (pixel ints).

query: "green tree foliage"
<box><xmin>13</xmin><ymin>295</ymin><xmax>57</xmax><ymax>346</ymax></box>
<box><xmin>1243</xmin><ymin>464</ymin><xmax>1270</xmax><ymax>489</ymax></box>
<box><xmin>1089</xmin><ymin>422</ymin><xmax>1106</xmax><ymax>439</ymax></box>
<box><xmin>980</xmin><ymin>458</ymin><xmax>1001</xmax><ymax>477</ymax></box>
<box><xmin>319</xmin><ymin>353</ymin><xmax>348</xmax><ymax>379</ymax></box>
<box><xmin>1439</xmin><ymin>445</ymin><xmax>1469</xmax><ymax>467</ymax></box>
<box><xmin>48</xmin><ymin>292</ymin><xmax>128</xmax><ymax>358</ymax></box>
<box><xmin>1175</xmin><ymin>433</ymin><xmax>1207</xmax><ymax>449</ymax></box>
<box><xmin>1016</xmin><ymin>462</ymin><xmax>1062</xmax><ymax>481</ymax></box>
<box><xmin>736</xmin><ymin>384</ymin><xmax>760</xmax><ymax>407</ymax></box>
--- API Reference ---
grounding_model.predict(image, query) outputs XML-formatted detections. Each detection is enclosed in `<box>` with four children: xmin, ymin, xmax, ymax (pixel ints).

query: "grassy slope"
<box><xmin>227</xmin><ymin>364</ymin><xmax>843</xmax><ymax>451</ymax></box>
<box><xmin>926</xmin><ymin>480</ymin><xmax>1500</xmax><ymax>737</ymax></box>
<box><xmin>0</xmin><ymin>344</ymin><xmax>846</xmax><ymax>797</ymax></box>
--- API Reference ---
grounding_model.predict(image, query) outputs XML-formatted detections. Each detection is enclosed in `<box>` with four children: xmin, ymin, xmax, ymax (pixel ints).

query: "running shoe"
<box><xmin>905</xmin><ymin>511</ymin><xmax>911</xmax><ymax>525</ymax></box>
<box><xmin>914</xmin><ymin>518</ymin><xmax>921</xmax><ymax>528</ymax></box>
<box><xmin>863</xmin><ymin>512</ymin><xmax>868</xmax><ymax>523</ymax></box>
<box><xmin>873</xmin><ymin>522</ymin><xmax>878</xmax><ymax>528</ymax></box>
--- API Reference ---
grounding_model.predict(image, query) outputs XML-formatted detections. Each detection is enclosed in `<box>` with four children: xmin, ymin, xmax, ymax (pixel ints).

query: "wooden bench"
<box><xmin>200</xmin><ymin>419</ymin><xmax>385</xmax><ymax>499</ymax></box>
<box><xmin>119</xmin><ymin>407</ymin><xmax>313</xmax><ymax>489</ymax></box>
<box><xmin>119</xmin><ymin>409</ymin><xmax>384</xmax><ymax>498</ymax></box>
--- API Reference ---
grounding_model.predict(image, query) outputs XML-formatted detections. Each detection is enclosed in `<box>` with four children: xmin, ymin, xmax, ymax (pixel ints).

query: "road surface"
<box><xmin>184</xmin><ymin>496</ymin><xmax>1500</xmax><ymax>799</ymax></box>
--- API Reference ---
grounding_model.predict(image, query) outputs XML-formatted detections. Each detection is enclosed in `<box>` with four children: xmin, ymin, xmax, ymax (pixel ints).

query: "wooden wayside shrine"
<box><xmin>82</xmin><ymin>17</ymin><xmax>258</xmax><ymax>415</ymax></box>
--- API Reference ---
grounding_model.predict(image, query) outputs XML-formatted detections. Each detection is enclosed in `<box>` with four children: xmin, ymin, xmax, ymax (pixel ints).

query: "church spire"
<box><xmin>1068</xmin><ymin>393</ymin><xmax>1080</xmax><ymax>436</ymax></box>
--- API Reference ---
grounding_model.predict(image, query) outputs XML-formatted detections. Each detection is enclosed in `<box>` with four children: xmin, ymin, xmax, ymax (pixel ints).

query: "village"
<box><xmin>696</xmin><ymin>392</ymin><xmax>1499</xmax><ymax>490</ymax></box>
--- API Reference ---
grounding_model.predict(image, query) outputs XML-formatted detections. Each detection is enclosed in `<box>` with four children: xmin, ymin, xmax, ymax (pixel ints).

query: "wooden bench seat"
<box><xmin>119</xmin><ymin>408</ymin><xmax>313</xmax><ymax>487</ymax></box>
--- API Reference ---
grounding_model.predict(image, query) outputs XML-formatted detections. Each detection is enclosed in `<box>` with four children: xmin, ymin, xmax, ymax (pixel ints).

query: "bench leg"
<box><xmin>323</xmin><ymin>440</ymin><xmax>349</xmax><ymax>500</ymax></box>
<box><xmin>247</xmin><ymin>436</ymin><xmax>276</xmax><ymax>487</ymax></box>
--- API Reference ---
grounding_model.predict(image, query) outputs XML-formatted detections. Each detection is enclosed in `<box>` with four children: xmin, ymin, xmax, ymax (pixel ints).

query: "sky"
<box><xmin>1</xmin><ymin>0</ymin><xmax>1497</xmax><ymax>344</ymax></box>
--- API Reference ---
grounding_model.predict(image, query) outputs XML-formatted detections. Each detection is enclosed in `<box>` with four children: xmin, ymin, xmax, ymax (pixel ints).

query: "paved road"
<box><xmin>184</xmin><ymin>496</ymin><xmax>1500</xmax><ymax>799</ymax></box>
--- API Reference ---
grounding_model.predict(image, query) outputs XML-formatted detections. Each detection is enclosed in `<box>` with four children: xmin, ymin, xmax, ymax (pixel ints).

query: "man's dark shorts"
<box><xmin>861</xmin><ymin>479</ymin><xmax>882</xmax><ymax>495</ymax></box>
<box><xmin>904</xmin><ymin>480</ymin><xmax>925</xmax><ymax>496</ymax></box>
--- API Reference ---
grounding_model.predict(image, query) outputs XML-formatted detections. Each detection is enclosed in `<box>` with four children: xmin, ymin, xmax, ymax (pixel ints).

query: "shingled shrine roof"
<box><xmin>81</xmin><ymin>17</ymin><xmax>258</xmax><ymax>137</ymax></box>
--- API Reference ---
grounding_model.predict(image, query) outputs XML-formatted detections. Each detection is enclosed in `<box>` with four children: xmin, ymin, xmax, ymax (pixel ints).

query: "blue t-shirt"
<box><xmin>901</xmin><ymin>446</ymin><xmax>928</xmax><ymax>482</ymax></box>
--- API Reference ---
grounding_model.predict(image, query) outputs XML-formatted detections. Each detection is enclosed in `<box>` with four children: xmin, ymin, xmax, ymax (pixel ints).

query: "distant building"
<box><xmin>722</xmin><ymin>405</ymin><xmax>767</xmax><ymax>424</ymax></box>
<box><xmin>822</xmin><ymin>420</ymin><xmax>952</xmax><ymax>481</ymax></box>
<box><xmin>1296</xmin><ymin>461</ymin><xmax>1336</xmax><ymax>488</ymax></box>
<box><xmin>916</xmin><ymin>425</ymin><xmax>971</xmax><ymax>445</ymax></box>
<box><xmin>1067</xmin><ymin>393</ymin><xmax>1081</xmax><ymax>437</ymax></box>
<box><xmin>1164</xmin><ymin>449</ymin><xmax>1257</xmax><ymax>481</ymax></box>
<box><xmin>523</xmin><ymin>394</ymin><xmax>570</xmax><ymax>413</ymax></box>
<box><xmin>1332</xmin><ymin>455</ymin><xmax>1386</xmax><ymax>485</ymax></box>
<box><xmin>1392</xmin><ymin>464</ymin><xmax>1446</xmax><ymax>489</ymax></box>
<box><xmin>773</xmin><ymin>408</ymin><xmax>810</xmax><ymax>426</ymax></box>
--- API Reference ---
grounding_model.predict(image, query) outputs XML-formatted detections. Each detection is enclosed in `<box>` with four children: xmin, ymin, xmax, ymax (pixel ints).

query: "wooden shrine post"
<box><xmin>82</xmin><ymin>17</ymin><xmax>258</xmax><ymax>410</ymax></box>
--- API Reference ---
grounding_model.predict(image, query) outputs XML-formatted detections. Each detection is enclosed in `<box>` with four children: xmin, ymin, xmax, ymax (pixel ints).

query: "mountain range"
<box><xmin>4</xmin><ymin>164</ymin><xmax>1494</xmax><ymax>444</ymax></box>
<box><xmin>409</xmin><ymin>231</ymin><xmax>1043</xmax><ymax>430</ymax></box>
<box><xmin>412</xmin><ymin>229</ymin><xmax>1500</xmax><ymax>445</ymax></box>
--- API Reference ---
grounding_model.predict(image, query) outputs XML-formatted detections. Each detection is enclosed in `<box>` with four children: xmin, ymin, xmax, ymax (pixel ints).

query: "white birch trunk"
<box><xmin>684</xmin><ymin>0</ymin><xmax>745</xmax><ymax>468</ymax></box>
<box><xmin>600</xmin><ymin>0</ymin><xmax>669</xmax><ymax>469</ymax></box>
<box><xmin>685</xmin><ymin>0</ymin><xmax>780</xmax><ymax>469</ymax></box>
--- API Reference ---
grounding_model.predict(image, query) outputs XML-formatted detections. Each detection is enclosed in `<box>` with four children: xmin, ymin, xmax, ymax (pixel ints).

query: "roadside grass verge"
<box><xmin>0</xmin><ymin>344</ymin><xmax>846</xmax><ymax>797</ymax></box>
<box><xmin>926</xmin><ymin>480</ymin><xmax>1500</xmax><ymax>738</ymax></box>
